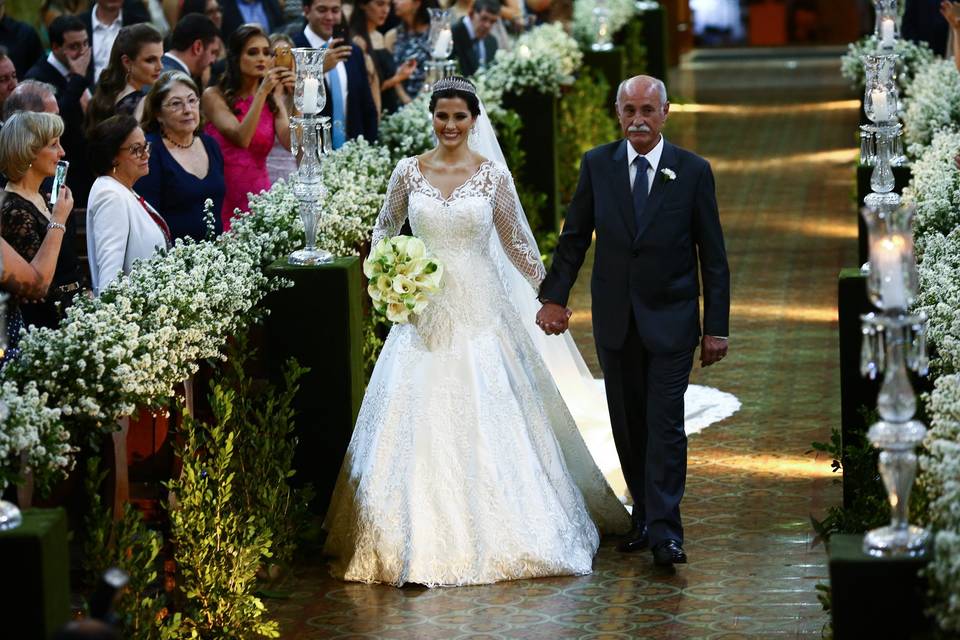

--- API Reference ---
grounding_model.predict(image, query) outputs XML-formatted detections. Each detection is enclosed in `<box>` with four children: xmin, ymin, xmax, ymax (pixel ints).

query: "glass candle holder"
<box><xmin>861</xmin><ymin>202</ymin><xmax>917</xmax><ymax>311</ymax></box>
<box><xmin>428</xmin><ymin>8</ymin><xmax>453</xmax><ymax>60</ymax></box>
<box><xmin>873</xmin><ymin>0</ymin><xmax>900</xmax><ymax>49</ymax></box>
<box><xmin>591</xmin><ymin>0</ymin><xmax>614</xmax><ymax>51</ymax></box>
<box><xmin>292</xmin><ymin>47</ymin><xmax>327</xmax><ymax>116</ymax></box>
<box><xmin>864</xmin><ymin>54</ymin><xmax>899</xmax><ymax>125</ymax></box>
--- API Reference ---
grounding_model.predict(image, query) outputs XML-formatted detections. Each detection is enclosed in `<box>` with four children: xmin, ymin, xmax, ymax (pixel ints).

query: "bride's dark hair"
<box><xmin>429</xmin><ymin>77</ymin><xmax>480</xmax><ymax>118</ymax></box>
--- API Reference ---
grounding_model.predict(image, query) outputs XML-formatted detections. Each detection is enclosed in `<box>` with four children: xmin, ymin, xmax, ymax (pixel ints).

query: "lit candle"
<box><xmin>302</xmin><ymin>77</ymin><xmax>319</xmax><ymax>114</ymax></box>
<box><xmin>432</xmin><ymin>28</ymin><xmax>452</xmax><ymax>59</ymax></box>
<box><xmin>873</xmin><ymin>234</ymin><xmax>908</xmax><ymax>309</ymax></box>
<box><xmin>871</xmin><ymin>89</ymin><xmax>891</xmax><ymax>122</ymax></box>
<box><xmin>519</xmin><ymin>44</ymin><xmax>532</xmax><ymax>59</ymax></box>
<box><xmin>880</xmin><ymin>17</ymin><xmax>895</xmax><ymax>47</ymax></box>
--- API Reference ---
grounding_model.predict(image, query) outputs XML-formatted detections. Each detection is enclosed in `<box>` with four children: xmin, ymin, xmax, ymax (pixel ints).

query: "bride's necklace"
<box><xmin>163</xmin><ymin>131</ymin><xmax>195</xmax><ymax>149</ymax></box>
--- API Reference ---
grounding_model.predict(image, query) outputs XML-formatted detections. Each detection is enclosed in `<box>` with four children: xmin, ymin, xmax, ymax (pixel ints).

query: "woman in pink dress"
<box><xmin>202</xmin><ymin>24</ymin><xmax>293</xmax><ymax>231</ymax></box>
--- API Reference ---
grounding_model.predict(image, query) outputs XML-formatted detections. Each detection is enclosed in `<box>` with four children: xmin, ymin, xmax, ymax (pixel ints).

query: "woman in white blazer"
<box><xmin>86</xmin><ymin>115</ymin><xmax>171</xmax><ymax>295</ymax></box>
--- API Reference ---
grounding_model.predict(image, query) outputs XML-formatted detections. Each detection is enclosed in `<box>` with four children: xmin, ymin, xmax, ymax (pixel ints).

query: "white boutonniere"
<box><xmin>661</xmin><ymin>168</ymin><xmax>677</xmax><ymax>182</ymax></box>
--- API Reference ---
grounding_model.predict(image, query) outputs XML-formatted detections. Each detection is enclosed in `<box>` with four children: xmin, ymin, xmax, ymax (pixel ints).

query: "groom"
<box><xmin>537</xmin><ymin>75</ymin><xmax>730</xmax><ymax>567</ymax></box>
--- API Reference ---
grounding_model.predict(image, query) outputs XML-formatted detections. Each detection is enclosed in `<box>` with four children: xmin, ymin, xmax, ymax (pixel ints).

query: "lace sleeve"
<box><xmin>492</xmin><ymin>168</ymin><xmax>546</xmax><ymax>290</ymax></box>
<box><xmin>371</xmin><ymin>158</ymin><xmax>412</xmax><ymax>246</ymax></box>
<box><xmin>0</xmin><ymin>194</ymin><xmax>45</xmax><ymax>263</ymax></box>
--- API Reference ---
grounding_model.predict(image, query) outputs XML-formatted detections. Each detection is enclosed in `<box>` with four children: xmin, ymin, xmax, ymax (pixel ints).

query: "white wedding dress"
<box><xmin>323</xmin><ymin>157</ymin><xmax>632</xmax><ymax>587</ymax></box>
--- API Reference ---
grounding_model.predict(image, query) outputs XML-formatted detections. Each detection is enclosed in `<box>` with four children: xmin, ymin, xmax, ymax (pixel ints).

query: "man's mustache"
<box><xmin>627</xmin><ymin>124</ymin><xmax>651</xmax><ymax>133</ymax></box>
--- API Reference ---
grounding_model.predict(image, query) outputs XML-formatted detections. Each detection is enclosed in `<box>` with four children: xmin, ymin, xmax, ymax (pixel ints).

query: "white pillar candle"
<box><xmin>871</xmin><ymin>89</ymin><xmax>891</xmax><ymax>122</ymax></box>
<box><xmin>302</xmin><ymin>77</ymin><xmax>320</xmax><ymax>114</ymax></box>
<box><xmin>432</xmin><ymin>29</ymin><xmax>452</xmax><ymax>59</ymax></box>
<box><xmin>880</xmin><ymin>17</ymin><xmax>895</xmax><ymax>47</ymax></box>
<box><xmin>874</xmin><ymin>235</ymin><xmax>908</xmax><ymax>309</ymax></box>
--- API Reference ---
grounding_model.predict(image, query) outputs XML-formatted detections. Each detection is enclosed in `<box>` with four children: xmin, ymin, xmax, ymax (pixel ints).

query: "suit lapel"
<box><xmin>634</xmin><ymin>141</ymin><xmax>678</xmax><ymax>244</ymax></box>
<box><xmin>610</xmin><ymin>140</ymin><xmax>637</xmax><ymax>238</ymax></box>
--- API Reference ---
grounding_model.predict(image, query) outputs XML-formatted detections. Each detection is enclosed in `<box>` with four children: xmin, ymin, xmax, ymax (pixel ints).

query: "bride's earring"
<box><xmin>469</xmin><ymin>125</ymin><xmax>478</xmax><ymax>149</ymax></box>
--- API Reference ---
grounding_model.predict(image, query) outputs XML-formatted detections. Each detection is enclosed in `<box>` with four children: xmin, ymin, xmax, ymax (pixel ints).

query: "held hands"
<box><xmin>941</xmin><ymin>1</ymin><xmax>960</xmax><ymax>30</ymax></box>
<box><xmin>536</xmin><ymin>302</ymin><xmax>573</xmax><ymax>335</ymax></box>
<box><xmin>700</xmin><ymin>335</ymin><xmax>728</xmax><ymax>367</ymax></box>
<box><xmin>323</xmin><ymin>39</ymin><xmax>352</xmax><ymax>72</ymax></box>
<box><xmin>275</xmin><ymin>68</ymin><xmax>296</xmax><ymax>96</ymax></box>
<box><xmin>257</xmin><ymin>67</ymin><xmax>286</xmax><ymax>98</ymax></box>
<box><xmin>396</xmin><ymin>59</ymin><xmax>417</xmax><ymax>81</ymax></box>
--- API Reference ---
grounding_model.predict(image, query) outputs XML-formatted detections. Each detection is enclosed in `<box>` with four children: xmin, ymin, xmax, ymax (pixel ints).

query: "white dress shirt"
<box><xmin>91</xmin><ymin>5</ymin><xmax>123</xmax><ymax>82</ymax></box>
<box><xmin>303</xmin><ymin>26</ymin><xmax>348</xmax><ymax>117</ymax></box>
<box><xmin>626</xmin><ymin>134</ymin><xmax>664</xmax><ymax>195</ymax></box>
<box><xmin>47</xmin><ymin>52</ymin><xmax>71</xmax><ymax>78</ymax></box>
<box><xmin>87</xmin><ymin>176</ymin><xmax>167</xmax><ymax>294</ymax></box>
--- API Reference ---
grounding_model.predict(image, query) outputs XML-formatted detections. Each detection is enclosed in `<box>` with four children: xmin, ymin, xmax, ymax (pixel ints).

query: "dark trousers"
<box><xmin>597</xmin><ymin>317</ymin><xmax>694</xmax><ymax>546</ymax></box>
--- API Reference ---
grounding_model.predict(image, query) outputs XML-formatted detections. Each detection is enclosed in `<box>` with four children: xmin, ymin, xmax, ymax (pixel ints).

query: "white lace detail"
<box><xmin>325</xmin><ymin>156</ymin><xmax>630</xmax><ymax>587</ymax></box>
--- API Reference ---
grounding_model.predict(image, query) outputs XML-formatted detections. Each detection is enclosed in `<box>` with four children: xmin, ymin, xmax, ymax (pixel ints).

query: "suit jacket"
<box><xmin>80</xmin><ymin>0</ymin><xmax>151</xmax><ymax>84</ymax></box>
<box><xmin>450</xmin><ymin>19</ymin><xmax>498</xmax><ymax>78</ymax></box>
<box><xmin>161</xmin><ymin>53</ymin><xmax>190</xmax><ymax>74</ymax></box>
<box><xmin>221</xmin><ymin>0</ymin><xmax>284</xmax><ymax>38</ymax></box>
<box><xmin>291</xmin><ymin>32</ymin><xmax>379</xmax><ymax>142</ymax></box>
<box><xmin>901</xmin><ymin>0</ymin><xmax>948</xmax><ymax>56</ymax></box>
<box><xmin>23</xmin><ymin>58</ymin><xmax>94</xmax><ymax>206</ymax></box>
<box><xmin>540</xmin><ymin>139</ymin><xmax>730</xmax><ymax>354</ymax></box>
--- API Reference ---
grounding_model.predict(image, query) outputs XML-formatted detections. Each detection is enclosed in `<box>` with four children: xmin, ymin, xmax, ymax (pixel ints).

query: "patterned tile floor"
<box><xmin>271</xmin><ymin>51</ymin><xmax>857</xmax><ymax>639</ymax></box>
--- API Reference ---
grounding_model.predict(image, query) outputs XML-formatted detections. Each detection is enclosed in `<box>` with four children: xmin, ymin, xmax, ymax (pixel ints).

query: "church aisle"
<box><xmin>273</xmin><ymin>52</ymin><xmax>856</xmax><ymax>638</ymax></box>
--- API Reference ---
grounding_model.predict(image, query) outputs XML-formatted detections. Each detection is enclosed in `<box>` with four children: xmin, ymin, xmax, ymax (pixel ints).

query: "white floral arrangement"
<box><xmin>915</xmin><ymin>228</ymin><xmax>960</xmax><ymax>375</ymax></box>
<box><xmin>363</xmin><ymin>236</ymin><xmax>444</xmax><ymax>323</ymax></box>
<box><xmin>0</xmin><ymin>381</ymin><xmax>71</xmax><ymax>493</ymax></box>
<box><xmin>920</xmin><ymin>374</ymin><xmax>960</xmax><ymax>632</ymax></box>
<box><xmin>378</xmin><ymin>92</ymin><xmax>435</xmax><ymax>160</ymax></box>
<box><xmin>902</xmin><ymin>58</ymin><xmax>960</xmax><ymax>154</ymax></box>
<box><xmin>482</xmin><ymin>23</ymin><xmax>582</xmax><ymax>97</ymax></box>
<box><xmin>572</xmin><ymin>0</ymin><xmax>637</xmax><ymax>49</ymax></box>
<box><xmin>901</xmin><ymin>129</ymin><xmax>960</xmax><ymax>249</ymax></box>
<box><xmin>840</xmin><ymin>36</ymin><xmax>934</xmax><ymax>92</ymax></box>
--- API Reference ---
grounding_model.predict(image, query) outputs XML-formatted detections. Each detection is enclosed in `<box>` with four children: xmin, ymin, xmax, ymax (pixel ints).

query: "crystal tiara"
<box><xmin>431</xmin><ymin>77</ymin><xmax>477</xmax><ymax>95</ymax></box>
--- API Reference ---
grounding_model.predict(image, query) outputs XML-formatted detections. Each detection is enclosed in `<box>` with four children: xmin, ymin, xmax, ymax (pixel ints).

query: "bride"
<box><xmin>322</xmin><ymin>76</ymin><xmax>632</xmax><ymax>587</ymax></box>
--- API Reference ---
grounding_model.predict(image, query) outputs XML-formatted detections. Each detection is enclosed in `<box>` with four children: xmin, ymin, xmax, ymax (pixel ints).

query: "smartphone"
<box><xmin>332</xmin><ymin>24</ymin><xmax>349</xmax><ymax>43</ymax></box>
<box><xmin>274</xmin><ymin>46</ymin><xmax>294</xmax><ymax>71</ymax></box>
<box><xmin>49</xmin><ymin>160</ymin><xmax>69</xmax><ymax>207</ymax></box>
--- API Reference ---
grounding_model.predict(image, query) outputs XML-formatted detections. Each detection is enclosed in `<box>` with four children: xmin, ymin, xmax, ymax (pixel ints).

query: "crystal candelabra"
<box><xmin>288</xmin><ymin>47</ymin><xmax>333</xmax><ymax>266</ymax></box>
<box><xmin>874</xmin><ymin>0</ymin><xmax>900</xmax><ymax>50</ymax></box>
<box><xmin>423</xmin><ymin>8</ymin><xmax>456</xmax><ymax>91</ymax></box>
<box><xmin>590</xmin><ymin>0</ymin><xmax>614</xmax><ymax>51</ymax></box>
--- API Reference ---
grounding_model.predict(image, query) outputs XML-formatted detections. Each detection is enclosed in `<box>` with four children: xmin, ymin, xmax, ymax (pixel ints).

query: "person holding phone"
<box><xmin>350</xmin><ymin>0</ymin><xmax>417</xmax><ymax>114</ymax></box>
<box><xmin>384</xmin><ymin>0</ymin><xmax>439</xmax><ymax>100</ymax></box>
<box><xmin>201</xmin><ymin>24</ymin><xmax>293</xmax><ymax>231</ymax></box>
<box><xmin>293</xmin><ymin>0</ymin><xmax>379</xmax><ymax>148</ymax></box>
<box><xmin>0</xmin><ymin>111</ymin><xmax>85</xmax><ymax>331</ymax></box>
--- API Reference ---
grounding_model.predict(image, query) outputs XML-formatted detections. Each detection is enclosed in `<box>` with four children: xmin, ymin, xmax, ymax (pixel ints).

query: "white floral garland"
<box><xmin>572</xmin><ymin>0</ymin><xmax>637</xmax><ymax>49</ymax></box>
<box><xmin>902</xmin><ymin>58</ymin><xmax>960</xmax><ymax>155</ymax></box>
<box><xmin>482</xmin><ymin>23</ymin><xmax>582</xmax><ymax>97</ymax></box>
<box><xmin>840</xmin><ymin>36</ymin><xmax>934</xmax><ymax>93</ymax></box>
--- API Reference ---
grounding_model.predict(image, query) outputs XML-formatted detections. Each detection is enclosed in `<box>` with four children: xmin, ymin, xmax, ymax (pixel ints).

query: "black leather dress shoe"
<box><xmin>616</xmin><ymin>524</ymin><xmax>649</xmax><ymax>552</ymax></box>
<box><xmin>652</xmin><ymin>540</ymin><xmax>687</xmax><ymax>566</ymax></box>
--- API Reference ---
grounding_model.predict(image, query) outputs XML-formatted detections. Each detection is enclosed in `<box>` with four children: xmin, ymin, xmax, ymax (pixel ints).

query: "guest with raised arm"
<box><xmin>350</xmin><ymin>0</ymin><xmax>417</xmax><ymax>113</ymax></box>
<box><xmin>86</xmin><ymin>115</ymin><xmax>170</xmax><ymax>294</ymax></box>
<box><xmin>137</xmin><ymin>71</ymin><xmax>225</xmax><ymax>241</ymax></box>
<box><xmin>202</xmin><ymin>24</ymin><xmax>292</xmax><ymax>230</ymax></box>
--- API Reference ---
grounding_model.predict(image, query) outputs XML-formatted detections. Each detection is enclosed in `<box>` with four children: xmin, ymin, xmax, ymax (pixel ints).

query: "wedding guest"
<box><xmin>265</xmin><ymin>32</ymin><xmax>297</xmax><ymax>181</ymax></box>
<box><xmin>202</xmin><ymin>24</ymin><xmax>292</xmax><ymax>230</ymax></box>
<box><xmin>0</xmin><ymin>47</ymin><xmax>17</xmax><ymax>120</ymax></box>
<box><xmin>3</xmin><ymin>80</ymin><xmax>59</xmax><ymax>118</ymax></box>
<box><xmin>451</xmin><ymin>0</ymin><xmax>500</xmax><ymax>77</ymax></box>
<box><xmin>293</xmin><ymin>0</ymin><xmax>378</xmax><ymax>146</ymax></box>
<box><xmin>136</xmin><ymin>71</ymin><xmax>225</xmax><ymax>241</ymax></box>
<box><xmin>220</xmin><ymin>0</ymin><xmax>284</xmax><ymax>35</ymax></box>
<box><xmin>446</xmin><ymin>0</ymin><xmax>519</xmax><ymax>48</ymax></box>
<box><xmin>80</xmin><ymin>0</ymin><xmax>151</xmax><ymax>82</ymax></box>
<box><xmin>385</xmin><ymin>0</ymin><xmax>437</xmax><ymax>100</ymax></box>
<box><xmin>24</xmin><ymin>15</ymin><xmax>95</xmax><ymax>206</ymax></box>
<box><xmin>0</xmin><ymin>112</ymin><xmax>86</xmax><ymax>329</ymax></box>
<box><xmin>181</xmin><ymin>0</ymin><xmax>224</xmax><ymax>29</ymax></box>
<box><xmin>350</xmin><ymin>0</ymin><xmax>416</xmax><ymax>113</ymax></box>
<box><xmin>0</xmin><ymin>0</ymin><xmax>44</xmax><ymax>78</ymax></box>
<box><xmin>86</xmin><ymin>115</ymin><xmax>170</xmax><ymax>294</ymax></box>
<box><xmin>86</xmin><ymin>23</ymin><xmax>164</xmax><ymax>132</ymax></box>
<box><xmin>161</xmin><ymin>13</ymin><xmax>220</xmax><ymax>84</ymax></box>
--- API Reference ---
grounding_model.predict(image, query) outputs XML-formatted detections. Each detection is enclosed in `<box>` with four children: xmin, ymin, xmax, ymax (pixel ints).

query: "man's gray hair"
<box><xmin>3</xmin><ymin>80</ymin><xmax>58</xmax><ymax>120</ymax></box>
<box><xmin>615</xmin><ymin>77</ymin><xmax>668</xmax><ymax>106</ymax></box>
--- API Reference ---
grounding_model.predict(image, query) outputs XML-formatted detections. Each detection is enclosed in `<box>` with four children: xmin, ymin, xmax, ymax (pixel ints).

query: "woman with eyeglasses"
<box><xmin>202</xmin><ymin>24</ymin><xmax>292</xmax><ymax>231</ymax></box>
<box><xmin>86</xmin><ymin>115</ymin><xmax>171</xmax><ymax>295</ymax></box>
<box><xmin>86</xmin><ymin>23</ymin><xmax>164</xmax><ymax>132</ymax></box>
<box><xmin>136</xmin><ymin>71</ymin><xmax>225</xmax><ymax>241</ymax></box>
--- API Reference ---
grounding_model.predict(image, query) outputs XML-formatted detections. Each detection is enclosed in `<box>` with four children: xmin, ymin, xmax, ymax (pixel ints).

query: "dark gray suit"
<box><xmin>540</xmin><ymin>138</ymin><xmax>730</xmax><ymax>547</ymax></box>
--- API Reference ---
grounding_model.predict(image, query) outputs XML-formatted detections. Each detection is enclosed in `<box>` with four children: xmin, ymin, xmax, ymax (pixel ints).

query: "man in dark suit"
<box><xmin>162</xmin><ymin>13</ymin><xmax>220</xmax><ymax>83</ymax></box>
<box><xmin>24</xmin><ymin>15</ymin><xmax>96</xmax><ymax>205</ymax></box>
<box><xmin>80</xmin><ymin>0</ymin><xmax>150</xmax><ymax>83</ymax></box>
<box><xmin>0</xmin><ymin>0</ymin><xmax>43</xmax><ymax>78</ymax></box>
<box><xmin>902</xmin><ymin>0</ymin><xmax>949</xmax><ymax>56</ymax></box>
<box><xmin>538</xmin><ymin>75</ymin><xmax>730</xmax><ymax>568</ymax></box>
<box><xmin>451</xmin><ymin>0</ymin><xmax>500</xmax><ymax>77</ymax></box>
<box><xmin>221</xmin><ymin>0</ymin><xmax>284</xmax><ymax>36</ymax></box>
<box><xmin>293</xmin><ymin>0</ymin><xmax>377</xmax><ymax>147</ymax></box>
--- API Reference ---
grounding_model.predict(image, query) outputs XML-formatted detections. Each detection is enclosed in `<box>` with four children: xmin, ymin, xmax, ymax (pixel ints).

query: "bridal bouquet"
<box><xmin>364</xmin><ymin>236</ymin><xmax>444</xmax><ymax>324</ymax></box>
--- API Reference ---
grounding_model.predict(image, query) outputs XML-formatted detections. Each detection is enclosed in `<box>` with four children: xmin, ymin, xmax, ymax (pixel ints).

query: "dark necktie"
<box><xmin>632</xmin><ymin>155</ymin><xmax>649</xmax><ymax>233</ymax></box>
